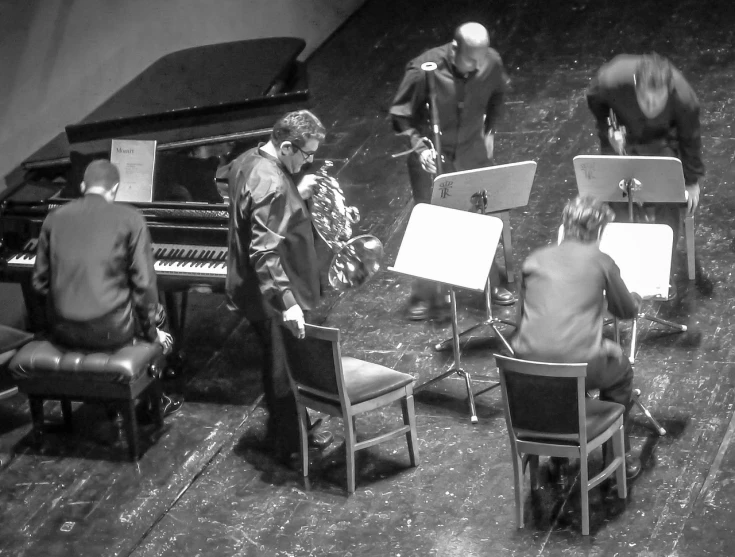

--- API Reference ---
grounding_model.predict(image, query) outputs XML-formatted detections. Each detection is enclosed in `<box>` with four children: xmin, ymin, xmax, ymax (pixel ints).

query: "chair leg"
<box><xmin>61</xmin><ymin>399</ymin><xmax>73</xmax><ymax>432</ymax></box>
<box><xmin>613</xmin><ymin>424</ymin><xmax>627</xmax><ymax>499</ymax></box>
<box><xmin>511</xmin><ymin>449</ymin><xmax>524</xmax><ymax>529</ymax></box>
<box><xmin>580</xmin><ymin>455</ymin><xmax>590</xmax><ymax>536</ymax></box>
<box><xmin>122</xmin><ymin>400</ymin><xmax>140</xmax><ymax>461</ymax></box>
<box><xmin>345</xmin><ymin>413</ymin><xmax>357</xmax><ymax>494</ymax></box>
<box><xmin>685</xmin><ymin>214</ymin><xmax>695</xmax><ymax>280</ymax></box>
<box><xmin>297</xmin><ymin>404</ymin><xmax>310</xmax><ymax>490</ymax></box>
<box><xmin>28</xmin><ymin>397</ymin><xmax>45</xmax><ymax>448</ymax></box>
<box><xmin>401</xmin><ymin>394</ymin><xmax>419</xmax><ymax>467</ymax></box>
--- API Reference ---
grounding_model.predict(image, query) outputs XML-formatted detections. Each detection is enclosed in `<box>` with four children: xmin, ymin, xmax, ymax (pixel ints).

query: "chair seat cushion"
<box><xmin>517</xmin><ymin>398</ymin><xmax>624</xmax><ymax>444</ymax></box>
<box><xmin>10</xmin><ymin>340</ymin><xmax>162</xmax><ymax>384</ymax></box>
<box><xmin>341</xmin><ymin>357</ymin><xmax>414</xmax><ymax>405</ymax></box>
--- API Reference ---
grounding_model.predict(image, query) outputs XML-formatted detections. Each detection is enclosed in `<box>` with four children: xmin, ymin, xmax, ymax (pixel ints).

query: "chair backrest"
<box><xmin>281</xmin><ymin>323</ymin><xmax>345</xmax><ymax>402</ymax></box>
<box><xmin>495</xmin><ymin>354</ymin><xmax>587</xmax><ymax>440</ymax></box>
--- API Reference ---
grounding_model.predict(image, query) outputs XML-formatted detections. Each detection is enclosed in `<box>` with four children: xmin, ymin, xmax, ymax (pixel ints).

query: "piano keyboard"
<box><xmin>6</xmin><ymin>240</ymin><xmax>228</xmax><ymax>279</ymax></box>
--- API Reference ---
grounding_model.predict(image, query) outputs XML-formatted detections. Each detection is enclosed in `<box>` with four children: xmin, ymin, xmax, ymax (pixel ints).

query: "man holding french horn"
<box><xmin>225</xmin><ymin>110</ymin><xmax>334</xmax><ymax>464</ymax></box>
<box><xmin>390</xmin><ymin>22</ymin><xmax>516</xmax><ymax>321</ymax></box>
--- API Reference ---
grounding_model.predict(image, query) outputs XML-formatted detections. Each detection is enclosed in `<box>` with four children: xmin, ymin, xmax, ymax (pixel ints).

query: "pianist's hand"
<box><xmin>297</xmin><ymin>174</ymin><xmax>319</xmax><ymax>200</ymax></box>
<box><xmin>283</xmin><ymin>304</ymin><xmax>306</xmax><ymax>339</ymax></box>
<box><xmin>156</xmin><ymin>328</ymin><xmax>173</xmax><ymax>355</ymax></box>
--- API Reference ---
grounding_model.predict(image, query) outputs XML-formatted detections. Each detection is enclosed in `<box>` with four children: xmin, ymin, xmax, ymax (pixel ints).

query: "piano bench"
<box><xmin>9</xmin><ymin>340</ymin><xmax>165</xmax><ymax>461</ymax></box>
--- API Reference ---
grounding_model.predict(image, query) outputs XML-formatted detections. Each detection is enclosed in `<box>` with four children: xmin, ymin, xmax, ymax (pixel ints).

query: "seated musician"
<box><xmin>511</xmin><ymin>196</ymin><xmax>643</xmax><ymax>480</ymax></box>
<box><xmin>586</xmin><ymin>53</ymin><xmax>705</xmax><ymax>296</ymax></box>
<box><xmin>31</xmin><ymin>160</ymin><xmax>182</xmax><ymax>416</ymax></box>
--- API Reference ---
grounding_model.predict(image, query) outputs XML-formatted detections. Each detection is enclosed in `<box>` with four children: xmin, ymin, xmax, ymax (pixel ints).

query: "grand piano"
<box><xmin>0</xmin><ymin>37</ymin><xmax>310</xmax><ymax>342</ymax></box>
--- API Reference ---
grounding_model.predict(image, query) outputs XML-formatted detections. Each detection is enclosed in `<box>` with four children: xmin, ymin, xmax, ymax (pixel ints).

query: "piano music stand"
<box><xmin>389</xmin><ymin>203</ymin><xmax>503</xmax><ymax>423</ymax></box>
<box><xmin>574</xmin><ymin>155</ymin><xmax>695</xmax><ymax>279</ymax></box>
<box><xmin>430</xmin><ymin>162</ymin><xmax>536</xmax><ymax>357</ymax></box>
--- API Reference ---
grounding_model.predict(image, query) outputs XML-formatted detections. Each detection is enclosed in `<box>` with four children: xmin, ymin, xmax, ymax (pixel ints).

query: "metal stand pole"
<box><xmin>416</xmin><ymin>287</ymin><xmax>479</xmax><ymax>423</ymax></box>
<box><xmin>434</xmin><ymin>189</ymin><xmax>517</xmax><ymax>354</ymax></box>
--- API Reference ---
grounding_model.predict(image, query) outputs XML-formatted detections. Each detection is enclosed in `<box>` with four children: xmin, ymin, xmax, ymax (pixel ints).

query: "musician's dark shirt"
<box><xmin>512</xmin><ymin>240</ymin><xmax>638</xmax><ymax>363</ymax></box>
<box><xmin>32</xmin><ymin>193</ymin><xmax>159</xmax><ymax>342</ymax></box>
<box><xmin>586</xmin><ymin>54</ymin><xmax>704</xmax><ymax>185</ymax></box>
<box><xmin>225</xmin><ymin>144</ymin><xmax>320</xmax><ymax>322</ymax></box>
<box><xmin>389</xmin><ymin>43</ymin><xmax>509</xmax><ymax>170</ymax></box>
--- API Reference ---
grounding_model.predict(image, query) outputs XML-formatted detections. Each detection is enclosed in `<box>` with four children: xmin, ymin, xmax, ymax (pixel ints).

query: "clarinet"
<box><xmin>421</xmin><ymin>62</ymin><xmax>443</xmax><ymax>176</ymax></box>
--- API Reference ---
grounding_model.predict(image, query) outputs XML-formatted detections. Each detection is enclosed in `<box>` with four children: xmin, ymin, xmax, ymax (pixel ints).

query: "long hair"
<box><xmin>634</xmin><ymin>53</ymin><xmax>673</xmax><ymax>91</ymax></box>
<box><xmin>561</xmin><ymin>196</ymin><xmax>614</xmax><ymax>243</ymax></box>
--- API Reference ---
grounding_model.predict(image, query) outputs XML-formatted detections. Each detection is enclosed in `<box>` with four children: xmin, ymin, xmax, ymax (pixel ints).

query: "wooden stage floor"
<box><xmin>2</xmin><ymin>0</ymin><xmax>735</xmax><ymax>555</ymax></box>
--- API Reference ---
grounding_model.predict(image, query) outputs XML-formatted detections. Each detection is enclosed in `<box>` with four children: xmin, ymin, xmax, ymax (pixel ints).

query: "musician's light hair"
<box><xmin>271</xmin><ymin>109</ymin><xmax>326</xmax><ymax>149</ymax></box>
<box><xmin>454</xmin><ymin>22</ymin><xmax>490</xmax><ymax>51</ymax></box>
<box><xmin>634</xmin><ymin>53</ymin><xmax>673</xmax><ymax>91</ymax></box>
<box><xmin>83</xmin><ymin>160</ymin><xmax>119</xmax><ymax>192</ymax></box>
<box><xmin>561</xmin><ymin>196</ymin><xmax>615</xmax><ymax>243</ymax></box>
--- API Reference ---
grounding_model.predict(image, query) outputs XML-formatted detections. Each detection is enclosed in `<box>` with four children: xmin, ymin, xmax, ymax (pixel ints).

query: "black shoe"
<box><xmin>161</xmin><ymin>393</ymin><xmax>183</xmax><ymax>417</ymax></box>
<box><xmin>308</xmin><ymin>430</ymin><xmax>334</xmax><ymax>450</ymax></box>
<box><xmin>491</xmin><ymin>286</ymin><xmax>516</xmax><ymax>306</ymax></box>
<box><xmin>625</xmin><ymin>452</ymin><xmax>641</xmax><ymax>480</ymax></box>
<box><xmin>406</xmin><ymin>300</ymin><xmax>431</xmax><ymax>321</ymax></box>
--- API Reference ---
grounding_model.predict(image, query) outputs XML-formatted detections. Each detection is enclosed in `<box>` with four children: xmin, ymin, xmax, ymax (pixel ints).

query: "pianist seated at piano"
<box><xmin>31</xmin><ymin>160</ymin><xmax>183</xmax><ymax>417</ymax></box>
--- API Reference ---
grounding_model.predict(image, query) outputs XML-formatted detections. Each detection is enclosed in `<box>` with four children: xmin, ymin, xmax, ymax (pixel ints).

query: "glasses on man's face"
<box><xmin>293</xmin><ymin>144</ymin><xmax>317</xmax><ymax>160</ymax></box>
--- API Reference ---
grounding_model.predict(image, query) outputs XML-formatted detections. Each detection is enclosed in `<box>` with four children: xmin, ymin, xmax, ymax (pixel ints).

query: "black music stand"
<box><xmin>389</xmin><ymin>203</ymin><xmax>504</xmax><ymax>423</ymax></box>
<box><xmin>430</xmin><ymin>162</ymin><xmax>536</xmax><ymax>356</ymax></box>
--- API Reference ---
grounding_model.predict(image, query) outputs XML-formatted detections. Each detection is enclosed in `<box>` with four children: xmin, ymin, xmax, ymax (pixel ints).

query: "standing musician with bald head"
<box><xmin>390</xmin><ymin>22</ymin><xmax>515</xmax><ymax>322</ymax></box>
<box><xmin>586</xmin><ymin>53</ymin><xmax>705</xmax><ymax>294</ymax></box>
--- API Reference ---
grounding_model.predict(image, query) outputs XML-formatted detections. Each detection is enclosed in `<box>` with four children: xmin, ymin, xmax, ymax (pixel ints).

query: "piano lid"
<box><xmin>64</xmin><ymin>37</ymin><xmax>309</xmax><ymax>146</ymax></box>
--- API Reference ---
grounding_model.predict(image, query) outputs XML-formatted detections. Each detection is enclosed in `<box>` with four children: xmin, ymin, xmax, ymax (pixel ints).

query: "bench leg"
<box><xmin>28</xmin><ymin>397</ymin><xmax>45</xmax><ymax>448</ymax></box>
<box><xmin>121</xmin><ymin>400</ymin><xmax>140</xmax><ymax>461</ymax></box>
<box><xmin>61</xmin><ymin>399</ymin><xmax>73</xmax><ymax>432</ymax></box>
<box><xmin>150</xmin><ymin>381</ymin><xmax>164</xmax><ymax>428</ymax></box>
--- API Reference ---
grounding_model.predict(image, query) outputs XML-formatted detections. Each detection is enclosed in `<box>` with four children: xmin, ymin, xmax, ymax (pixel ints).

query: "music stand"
<box><xmin>389</xmin><ymin>203</ymin><xmax>503</xmax><ymax>423</ymax></box>
<box><xmin>574</xmin><ymin>154</ymin><xmax>696</xmax><ymax>279</ymax></box>
<box><xmin>574</xmin><ymin>154</ymin><xmax>687</xmax><ymax>343</ymax></box>
<box><xmin>598</xmin><ymin>222</ymin><xmax>674</xmax><ymax>436</ymax></box>
<box><xmin>430</xmin><ymin>162</ymin><xmax>537</xmax><ymax>356</ymax></box>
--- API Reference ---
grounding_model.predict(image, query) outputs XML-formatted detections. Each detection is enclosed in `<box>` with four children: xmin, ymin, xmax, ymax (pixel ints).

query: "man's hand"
<box><xmin>484</xmin><ymin>131</ymin><xmax>495</xmax><ymax>161</ymax></box>
<box><xmin>607</xmin><ymin>127</ymin><xmax>626</xmax><ymax>155</ymax></box>
<box><xmin>419</xmin><ymin>148</ymin><xmax>438</xmax><ymax>174</ymax></box>
<box><xmin>630</xmin><ymin>292</ymin><xmax>643</xmax><ymax>311</ymax></box>
<box><xmin>283</xmin><ymin>304</ymin><xmax>306</xmax><ymax>339</ymax></box>
<box><xmin>156</xmin><ymin>328</ymin><xmax>173</xmax><ymax>355</ymax></box>
<box><xmin>685</xmin><ymin>183</ymin><xmax>700</xmax><ymax>215</ymax></box>
<box><xmin>297</xmin><ymin>174</ymin><xmax>319</xmax><ymax>200</ymax></box>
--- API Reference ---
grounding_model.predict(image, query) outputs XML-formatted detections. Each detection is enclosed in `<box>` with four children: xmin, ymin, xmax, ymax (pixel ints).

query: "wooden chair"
<box><xmin>282</xmin><ymin>324</ymin><xmax>419</xmax><ymax>493</ymax></box>
<box><xmin>495</xmin><ymin>354</ymin><xmax>627</xmax><ymax>535</ymax></box>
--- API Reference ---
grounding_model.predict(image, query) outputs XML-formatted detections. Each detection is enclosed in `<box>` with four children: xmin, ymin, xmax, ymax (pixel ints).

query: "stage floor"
<box><xmin>2</xmin><ymin>0</ymin><xmax>735</xmax><ymax>555</ymax></box>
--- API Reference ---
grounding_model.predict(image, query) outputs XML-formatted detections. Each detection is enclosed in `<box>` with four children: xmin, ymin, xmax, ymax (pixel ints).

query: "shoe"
<box><xmin>491</xmin><ymin>286</ymin><xmax>516</xmax><ymax>306</ymax></box>
<box><xmin>308</xmin><ymin>430</ymin><xmax>334</xmax><ymax>450</ymax></box>
<box><xmin>625</xmin><ymin>452</ymin><xmax>641</xmax><ymax>480</ymax></box>
<box><xmin>406</xmin><ymin>300</ymin><xmax>431</xmax><ymax>321</ymax></box>
<box><xmin>161</xmin><ymin>393</ymin><xmax>184</xmax><ymax>417</ymax></box>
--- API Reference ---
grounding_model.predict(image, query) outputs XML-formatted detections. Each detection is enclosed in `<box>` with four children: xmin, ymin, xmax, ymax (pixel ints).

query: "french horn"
<box><xmin>310</xmin><ymin>161</ymin><xmax>384</xmax><ymax>290</ymax></box>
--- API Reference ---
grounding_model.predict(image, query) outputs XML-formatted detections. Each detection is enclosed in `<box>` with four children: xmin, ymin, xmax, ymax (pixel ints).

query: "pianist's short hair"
<box><xmin>83</xmin><ymin>160</ymin><xmax>120</xmax><ymax>191</ymax></box>
<box><xmin>271</xmin><ymin>110</ymin><xmax>326</xmax><ymax>148</ymax></box>
<box><xmin>635</xmin><ymin>53</ymin><xmax>673</xmax><ymax>91</ymax></box>
<box><xmin>562</xmin><ymin>196</ymin><xmax>614</xmax><ymax>243</ymax></box>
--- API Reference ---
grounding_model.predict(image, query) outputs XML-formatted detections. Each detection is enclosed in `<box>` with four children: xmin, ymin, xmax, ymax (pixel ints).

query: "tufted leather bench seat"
<box><xmin>10</xmin><ymin>339</ymin><xmax>165</xmax><ymax>460</ymax></box>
